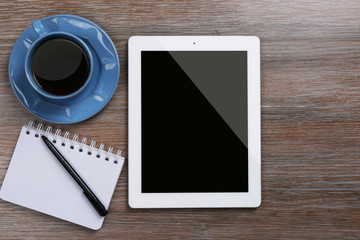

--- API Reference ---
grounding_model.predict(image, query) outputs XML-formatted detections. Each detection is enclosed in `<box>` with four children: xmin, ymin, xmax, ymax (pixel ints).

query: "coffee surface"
<box><xmin>31</xmin><ymin>38</ymin><xmax>90</xmax><ymax>96</ymax></box>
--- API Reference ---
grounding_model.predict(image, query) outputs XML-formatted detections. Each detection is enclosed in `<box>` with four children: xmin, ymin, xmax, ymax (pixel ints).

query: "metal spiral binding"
<box><xmin>25</xmin><ymin>121</ymin><xmax>122</xmax><ymax>164</ymax></box>
<box><xmin>90</xmin><ymin>140</ymin><xmax>96</xmax><ymax>148</ymax></box>
<box><xmin>26</xmin><ymin>121</ymin><xmax>35</xmax><ymax>134</ymax></box>
<box><xmin>62</xmin><ymin>131</ymin><xmax>70</xmax><ymax>146</ymax></box>
<box><xmin>27</xmin><ymin>120</ymin><xmax>35</xmax><ymax>128</ymax></box>
<box><xmin>115</xmin><ymin>150</ymin><xmax>122</xmax><ymax>164</ymax></box>
<box><xmin>35</xmin><ymin>123</ymin><xmax>44</xmax><ymax>138</ymax></box>
<box><xmin>88</xmin><ymin>140</ymin><xmax>96</xmax><ymax>155</ymax></box>
<box><xmin>79</xmin><ymin>137</ymin><xmax>87</xmax><ymax>152</ymax></box>
<box><xmin>105</xmin><ymin>146</ymin><xmax>113</xmax><ymax>161</ymax></box>
<box><xmin>36</xmin><ymin>123</ymin><xmax>44</xmax><ymax>131</ymax></box>
<box><xmin>53</xmin><ymin>128</ymin><xmax>61</xmax><ymax>143</ymax></box>
<box><xmin>45</xmin><ymin>126</ymin><xmax>52</xmax><ymax>137</ymax></box>
<box><xmin>70</xmin><ymin>134</ymin><xmax>79</xmax><ymax>149</ymax></box>
<box><xmin>97</xmin><ymin>144</ymin><xmax>105</xmax><ymax>158</ymax></box>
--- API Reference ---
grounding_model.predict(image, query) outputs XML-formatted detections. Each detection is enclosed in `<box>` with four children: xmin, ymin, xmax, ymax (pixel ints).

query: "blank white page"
<box><xmin>0</xmin><ymin>125</ymin><xmax>125</xmax><ymax>230</ymax></box>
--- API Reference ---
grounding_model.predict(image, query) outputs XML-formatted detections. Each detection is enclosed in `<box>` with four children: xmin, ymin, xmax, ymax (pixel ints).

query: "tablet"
<box><xmin>128</xmin><ymin>36</ymin><xmax>261</xmax><ymax>208</ymax></box>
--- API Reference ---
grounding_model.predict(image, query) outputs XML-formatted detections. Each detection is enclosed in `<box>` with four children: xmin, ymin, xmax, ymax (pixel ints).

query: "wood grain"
<box><xmin>0</xmin><ymin>0</ymin><xmax>360</xmax><ymax>239</ymax></box>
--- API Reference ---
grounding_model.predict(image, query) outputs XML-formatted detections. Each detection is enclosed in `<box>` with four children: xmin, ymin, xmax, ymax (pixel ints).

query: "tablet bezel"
<box><xmin>128</xmin><ymin>36</ymin><xmax>261</xmax><ymax>208</ymax></box>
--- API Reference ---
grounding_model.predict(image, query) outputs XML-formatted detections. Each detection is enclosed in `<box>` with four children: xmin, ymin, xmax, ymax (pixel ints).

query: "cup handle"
<box><xmin>32</xmin><ymin>19</ymin><xmax>46</xmax><ymax>37</ymax></box>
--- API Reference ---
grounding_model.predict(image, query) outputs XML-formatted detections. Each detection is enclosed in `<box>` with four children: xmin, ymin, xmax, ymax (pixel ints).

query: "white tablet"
<box><xmin>128</xmin><ymin>36</ymin><xmax>261</xmax><ymax>208</ymax></box>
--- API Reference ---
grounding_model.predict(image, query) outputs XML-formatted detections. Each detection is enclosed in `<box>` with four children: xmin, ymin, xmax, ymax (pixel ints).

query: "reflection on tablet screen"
<box><xmin>141</xmin><ymin>51</ymin><xmax>248</xmax><ymax>193</ymax></box>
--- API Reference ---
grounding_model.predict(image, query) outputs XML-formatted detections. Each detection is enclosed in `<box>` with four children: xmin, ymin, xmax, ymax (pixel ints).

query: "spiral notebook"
<box><xmin>0</xmin><ymin>121</ymin><xmax>125</xmax><ymax>230</ymax></box>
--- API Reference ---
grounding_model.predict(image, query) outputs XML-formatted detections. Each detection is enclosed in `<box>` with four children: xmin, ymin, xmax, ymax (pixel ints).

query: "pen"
<box><xmin>41</xmin><ymin>135</ymin><xmax>108</xmax><ymax>216</ymax></box>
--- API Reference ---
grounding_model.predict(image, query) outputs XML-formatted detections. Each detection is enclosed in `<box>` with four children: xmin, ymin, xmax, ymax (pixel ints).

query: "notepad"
<box><xmin>0</xmin><ymin>121</ymin><xmax>125</xmax><ymax>230</ymax></box>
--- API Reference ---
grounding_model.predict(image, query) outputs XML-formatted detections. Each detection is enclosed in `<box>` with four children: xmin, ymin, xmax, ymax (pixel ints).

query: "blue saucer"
<box><xmin>9</xmin><ymin>15</ymin><xmax>120</xmax><ymax>124</ymax></box>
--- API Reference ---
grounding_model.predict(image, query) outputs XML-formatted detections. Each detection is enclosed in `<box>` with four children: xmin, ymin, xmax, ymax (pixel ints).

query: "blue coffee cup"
<box><xmin>24</xmin><ymin>19</ymin><xmax>94</xmax><ymax>100</ymax></box>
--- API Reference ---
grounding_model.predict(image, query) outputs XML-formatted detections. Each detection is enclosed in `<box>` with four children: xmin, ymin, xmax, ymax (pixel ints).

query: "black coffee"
<box><xmin>31</xmin><ymin>38</ymin><xmax>90</xmax><ymax>96</ymax></box>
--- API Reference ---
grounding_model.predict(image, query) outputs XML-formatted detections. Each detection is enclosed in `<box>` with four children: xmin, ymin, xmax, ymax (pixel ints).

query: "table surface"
<box><xmin>1</xmin><ymin>0</ymin><xmax>360</xmax><ymax>239</ymax></box>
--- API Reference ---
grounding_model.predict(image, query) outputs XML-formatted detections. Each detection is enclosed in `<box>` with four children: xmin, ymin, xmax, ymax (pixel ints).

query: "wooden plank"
<box><xmin>0</xmin><ymin>0</ymin><xmax>359</xmax><ymax>239</ymax></box>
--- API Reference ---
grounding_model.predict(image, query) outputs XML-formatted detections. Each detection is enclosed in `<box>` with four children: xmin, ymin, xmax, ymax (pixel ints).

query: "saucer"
<box><xmin>8</xmin><ymin>15</ymin><xmax>120</xmax><ymax>124</ymax></box>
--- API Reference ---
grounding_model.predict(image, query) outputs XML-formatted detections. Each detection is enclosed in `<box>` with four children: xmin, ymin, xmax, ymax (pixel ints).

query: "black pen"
<box><xmin>41</xmin><ymin>135</ymin><xmax>108</xmax><ymax>216</ymax></box>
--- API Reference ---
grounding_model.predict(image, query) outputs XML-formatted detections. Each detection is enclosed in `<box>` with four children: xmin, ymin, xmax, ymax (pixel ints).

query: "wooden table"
<box><xmin>1</xmin><ymin>0</ymin><xmax>359</xmax><ymax>239</ymax></box>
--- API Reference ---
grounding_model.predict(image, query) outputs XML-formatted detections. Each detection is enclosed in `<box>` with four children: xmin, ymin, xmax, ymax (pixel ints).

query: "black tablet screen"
<box><xmin>141</xmin><ymin>51</ymin><xmax>248</xmax><ymax>193</ymax></box>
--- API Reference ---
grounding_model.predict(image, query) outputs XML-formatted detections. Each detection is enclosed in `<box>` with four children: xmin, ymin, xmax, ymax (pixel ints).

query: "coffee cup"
<box><xmin>24</xmin><ymin>19</ymin><xmax>94</xmax><ymax>100</ymax></box>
